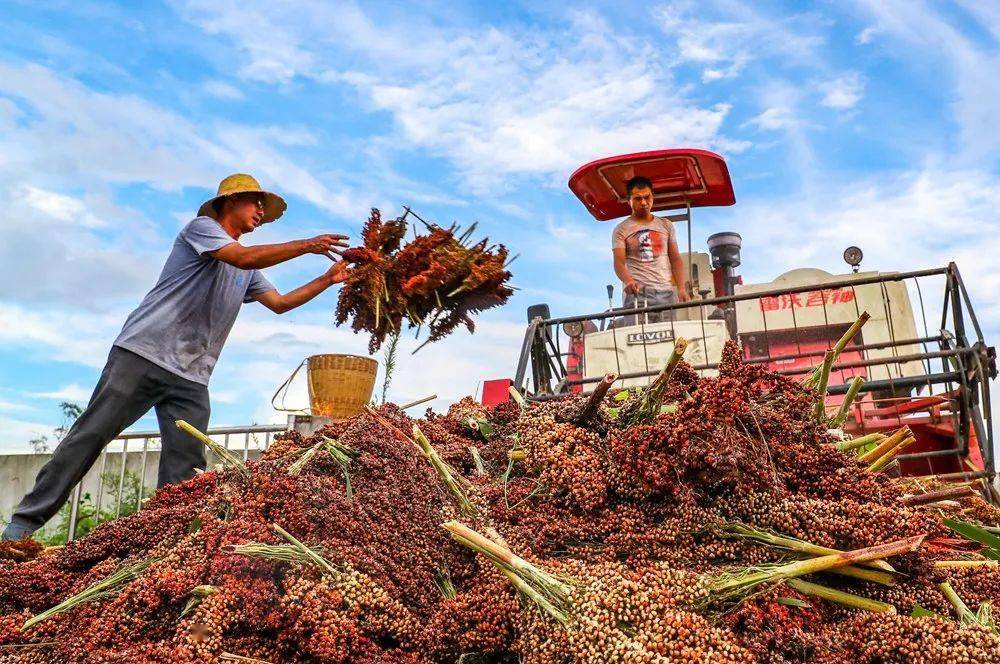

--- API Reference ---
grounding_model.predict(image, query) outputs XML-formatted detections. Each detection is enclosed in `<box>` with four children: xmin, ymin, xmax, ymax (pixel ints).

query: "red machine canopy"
<box><xmin>567</xmin><ymin>148</ymin><xmax>735</xmax><ymax>221</ymax></box>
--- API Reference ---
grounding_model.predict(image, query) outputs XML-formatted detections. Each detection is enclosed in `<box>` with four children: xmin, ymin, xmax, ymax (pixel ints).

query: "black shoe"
<box><xmin>1</xmin><ymin>522</ymin><xmax>33</xmax><ymax>541</ymax></box>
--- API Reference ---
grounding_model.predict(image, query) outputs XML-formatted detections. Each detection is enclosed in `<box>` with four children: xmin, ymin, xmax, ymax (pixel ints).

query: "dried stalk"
<box><xmin>911</xmin><ymin>470</ymin><xmax>997</xmax><ymax>483</ymax></box>
<box><xmin>835</xmin><ymin>432</ymin><xmax>885</xmax><ymax>453</ymax></box>
<box><xmin>719</xmin><ymin>522</ymin><xmax>896</xmax><ymax>573</ymax></box>
<box><xmin>322</xmin><ymin>437</ymin><xmax>360</xmax><ymax>464</ymax></box>
<box><xmin>443</xmin><ymin>521</ymin><xmax>572</xmax><ymax>624</ymax></box>
<box><xmin>469</xmin><ymin>447</ymin><xmax>486</xmax><ymax>476</ymax></box>
<box><xmin>0</xmin><ymin>642</ymin><xmax>58</xmax><ymax>650</ymax></box>
<box><xmin>220</xmin><ymin>654</ymin><xmax>274</xmax><ymax>663</ymax></box>
<box><xmin>272</xmin><ymin>523</ymin><xmax>338</xmax><ymax>576</ymax></box>
<box><xmin>180</xmin><ymin>584</ymin><xmax>218</xmax><ymax>617</ymax></box>
<box><xmin>622</xmin><ymin>339</ymin><xmax>688</xmax><ymax>426</ymax></box>
<box><xmin>934</xmin><ymin>560</ymin><xmax>998</xmax><ymax>569</ymax></box>
<box><xmin>574</xmin><ymin>373</ymin><xmax>617</xmax><ymax>425</ymax></box>
<box><xmin>825</xmin><ymin>563</ymin><xmax>898</xmax><ymax>585</ymax></box>
<box><xmin>434</xmin><ymin>565</ymin><xmax>457</xmax><ymax>600</ymax></box>
<box><xmin>496</xmin><ymin>562</ymin><xmax>570</xmax><ymax>625</ymax></box>
<box><xmin>812</xmin><ymin>350</ymin><xmax>836</xmax><ymax>421</ymax></box>
<box><xmin>902</xmin><ymin>485</ymin><xmax>976</xmax><ymax>506</ymax></box>
<box><xmin>23</xmin><ymin>556</ymin><xmax>161</xmax><ymax>631</ymax></box>
<box><xmin>414</xmin><ymin>425</ymin><xmax>476</xmax><ymax>516</ymax></box>
<box><xmin>226</xmin><ymin>542</ymin><xmax>325</xmax><ymax>564</ymax></box>
<box><xmin>869</xmin><ymin>436</ymin><xmax>916</xmax><ymax>473</ymax></box>
<box><xmin>804</xmin><ymin>312</ymin><xmax>870</xmax><ymax>388</ymax></box>
<box><xmin>363</xmin><ymin>406</ymin><xmax>418</xmax><ymax>448</ymax></box>
<box><xmin>176</xmin><ymin>420</ymin><xmax>250</xmax><ymax>479</ymax></box>
<box><xmin>858</xmin><ymin>428</ymin><xmax>910</xmax><ymax>464</ymax></box>
<box><xmin>322</xmin><ymin>436</ymin><xmax>359</xmax><ymax>498</ymax></box>
<box><xmin>400</xmin><ymin>394</ymin><xmax>437</xmax><ymax>410</ymax></box>
<box><xmin>831</xmin><ymin>376</ymin><xmax>865</xmax><ymax>427</ymax></box>
<box><xmin>707</xmin><ymin>535</ymin><xmax>924</xmax><ymax>604</ymax></box>
<box><xmin>287</xmin><ymin>440</ymin><xmax>325</xmax><ymax>476</ymax></box>
<box><xmin>508</xmin><ymin>386</ymin><xmax>527</xmax><ymax>410</ymax></box>
<box><xmin>938</xmin><ymin>581</ymin><xmax>977</xmax><ymax>624</ymax></box>
<box><xmin>786</xmin><ymin>578</ymin><xmax>895</xmax><ymax>613</ymax></box>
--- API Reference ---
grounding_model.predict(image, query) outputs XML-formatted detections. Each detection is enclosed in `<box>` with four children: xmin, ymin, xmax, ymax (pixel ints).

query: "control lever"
<box><xmin>603</xmin><ymin>284</ymin><xmax>615</xmax><ymax>331</ymax></box>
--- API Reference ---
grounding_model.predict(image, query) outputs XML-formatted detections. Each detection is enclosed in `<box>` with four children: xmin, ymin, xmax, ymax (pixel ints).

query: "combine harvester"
<box><xmin>483</xmin><ymin>148</ymin><xmax>996</xmax><ymax>497</ymax></box>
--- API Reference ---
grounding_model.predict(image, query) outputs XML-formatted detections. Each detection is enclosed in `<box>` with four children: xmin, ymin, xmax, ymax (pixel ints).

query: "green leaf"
<box><xmin>613</xmin><ymin>390</ymin><xmax>630</xmax><ymax>402</ymax></box>
<box><xmin>777</xmin><ymin>596</ymin><xmax>809</xmax><ymax>608</ymax></box>
<box><xmin>188</xmin><ymin>517</ymin><xmax>202</xmax><ymax>534</ymax></box>
<box><xmin>944</xmin><ymin>518</ymin><xmax>1000</xmax><ymax>556</ymax></box>
<box><xmin>477</xmin><ymin>419</ymin><xmax>494</xmax><ymax>440</ymax></box>
<box><xmin>911</xmin><ymin>603</ymin><xmax>946</xmax><ymax>619</ymax></box>
<box><xmin>607</xmin><ymin>408</ymin><xmax>619</xmax><ymax>419</ymax></box>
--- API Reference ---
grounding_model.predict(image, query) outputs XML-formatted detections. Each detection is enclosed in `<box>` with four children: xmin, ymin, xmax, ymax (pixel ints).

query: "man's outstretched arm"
<box><xmin>254</xmin><ymin>262</ymin><xmax>349</xmax><ymax>314</ymax></box>
<box><xmin>211</xmin><ymin>234</ymin><xmax>348</xmax><ymax>270</ymax></box>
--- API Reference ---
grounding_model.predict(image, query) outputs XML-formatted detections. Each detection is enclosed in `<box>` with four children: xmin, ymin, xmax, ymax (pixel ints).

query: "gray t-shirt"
<box><xmin>114</xmin><ymin>217</ymin><xmax>276</xmax><ymax>385</ymax></box>
<box><xmin>611</xmin><ymin>215</ymin><xmax>678</xmax><ymax>292</ymax></box>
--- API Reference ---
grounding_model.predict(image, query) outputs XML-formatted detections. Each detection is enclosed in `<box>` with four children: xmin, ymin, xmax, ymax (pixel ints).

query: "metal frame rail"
<box><xmin>511</xmin><ymin>264</ymin><xmax>996</xmax><ymax>491</ymax></box>
<box><xmin>65</xmin><ymin>424</ymin><xmax>286</xmax><ymax>542</ymax></box>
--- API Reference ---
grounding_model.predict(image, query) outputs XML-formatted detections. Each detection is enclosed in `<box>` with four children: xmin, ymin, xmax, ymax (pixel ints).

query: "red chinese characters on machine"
<box><xmin>759</xmin><ymin>288</ymin><xmax>855</xmax><ymax>312</ymax></box>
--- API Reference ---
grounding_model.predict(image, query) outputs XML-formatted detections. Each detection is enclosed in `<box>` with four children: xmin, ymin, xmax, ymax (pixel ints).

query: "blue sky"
<box><xmin>1</xmin><ymin>0</ymin><xmax>998</xmax><ymax>451</ymax></box>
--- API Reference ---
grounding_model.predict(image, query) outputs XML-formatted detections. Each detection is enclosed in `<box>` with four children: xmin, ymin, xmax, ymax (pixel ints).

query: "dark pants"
<box><xmin>6</xmin><ymin>347</ymin><xmax>209</xmax><ymax>537</ymax></box>
<box><xmin>621</xmin><ymin>287</ymin><xmax>677</xmax><ymax>325</ymax></box>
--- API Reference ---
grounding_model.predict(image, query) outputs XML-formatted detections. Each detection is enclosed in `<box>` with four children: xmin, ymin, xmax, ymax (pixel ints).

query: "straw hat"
<box><xmin>198</xmin><ymin>173</ymin><xmax>287</xmax><ymax>222</ymax></box>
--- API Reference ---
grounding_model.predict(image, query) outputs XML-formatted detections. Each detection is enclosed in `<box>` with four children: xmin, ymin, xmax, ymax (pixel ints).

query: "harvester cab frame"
<box><xmin>484</xmin><ymin>148</ymin><xmax>998</xmax><ymax>500</ymax></box>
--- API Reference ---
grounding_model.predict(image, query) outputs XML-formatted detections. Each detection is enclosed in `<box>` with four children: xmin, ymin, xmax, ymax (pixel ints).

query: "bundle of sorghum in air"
<box><xmin>335</xmin><ymin>208</ymin><xmax>513</xmax><ymax>352</ymax></box>
<box><xmin>2</xmin><ymin>336</ymin><xmax>1000</xmax><ymax>663</ymax></box>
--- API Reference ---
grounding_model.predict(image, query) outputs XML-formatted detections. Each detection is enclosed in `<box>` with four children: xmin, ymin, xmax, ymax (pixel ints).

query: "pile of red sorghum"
<box><xmin>1</xmin><ymin>344</ymin><xmax>998</xmax><ymax>663</ymax></box>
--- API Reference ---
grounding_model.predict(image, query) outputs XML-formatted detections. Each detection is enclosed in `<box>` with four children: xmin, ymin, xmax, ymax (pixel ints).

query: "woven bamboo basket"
<box><xmin>304</xmin><ymin>354</ymin><xmax>378</xmax><ymax>420</ymax></box>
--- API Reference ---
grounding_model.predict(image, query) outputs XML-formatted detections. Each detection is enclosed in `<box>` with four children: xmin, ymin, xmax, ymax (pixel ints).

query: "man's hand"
<box><xmin>303</xmin><ymin>234</ymin><xmax>349</xmax><ymax>255</ymax></box>
<box><xmin>213</xmin><ymin>233</ymin><xmax>350</xmax><ymax>270</ymax></box>
<box><xmin>324</xmin><ymin>260</ymin><xmax>349</xmax><ymax>286</ymax></box>
<box><xmin>255</xmin><ymin>261</ymin><xmax>349</xmax><ymax>314</ymax></box>
<box><xmin>624</xmin><ymin>280</ymin><xmax>642</xmax><ymax>296</ymax></box>
<box><xmin>677</xmin><ymin>289</ymin><xmax>691</xmax><ymax>303</ymax></box>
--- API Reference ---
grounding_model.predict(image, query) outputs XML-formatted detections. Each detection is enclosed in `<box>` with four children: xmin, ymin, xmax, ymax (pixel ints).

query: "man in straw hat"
<box><xmin>3</xmin><ymin>174</ymin><xmax>349</xmax><ymax>540</ymax></box>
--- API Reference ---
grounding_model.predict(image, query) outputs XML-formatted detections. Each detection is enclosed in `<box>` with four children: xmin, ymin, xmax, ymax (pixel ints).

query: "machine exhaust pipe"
<box><xmin>707</xmin><ymin>231</ymin><xmax>742</xmax><ymax>298</ymax></box>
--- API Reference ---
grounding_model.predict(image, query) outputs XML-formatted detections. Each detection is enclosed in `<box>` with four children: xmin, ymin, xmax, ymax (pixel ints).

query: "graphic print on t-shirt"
<box><xmin>630</xmin><ymin>229</ymin><xmax>664</xmax><ymax>263</ymax></box>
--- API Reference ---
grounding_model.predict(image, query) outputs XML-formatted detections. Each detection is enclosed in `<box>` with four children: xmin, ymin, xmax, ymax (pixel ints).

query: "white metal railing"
<box><xmin>65</xmin><ymin>424</ymin><xmax>287</xmax><ymax>541</ymax></box>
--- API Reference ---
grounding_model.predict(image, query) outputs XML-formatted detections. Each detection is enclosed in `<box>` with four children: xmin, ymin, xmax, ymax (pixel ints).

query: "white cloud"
<box><xmin>0</xmin><ymin>303</ymin><xmax>121</xmax><ymax>367</ymax></box>
<box><xmin>746</xmin><ymin>106</ymin><xmax>797</xmax><ymax>131</ymax></box>
<box><xmin>734</xmin><ymin>166</ymin><xmax>1000</xmax><ymax>329</ymax></box>
<box><xmin>0</xmin><ymin>417</ymin><xmax>55</xmax><ymax>453</ymax></box>
<box><xmin>25</xmin><ymin>384</ymin><xmax>92</xmax><ymax>402</ymax></box>
<box><xmin>656</xmin><ymin>0</ymin><xmax>826</xmax><ymax>81</ymax></box>
<box><xmin>0</xmin><ymin>401</ymin><xmax>33</xmax><ymax>413</ymax></box>
<box><xmin>818</xmin><ymin>73</ymin><xmax>866</xmax><ymax>109</ymax></box>
<box><xmin>350</xmin><ymin>24</ymin><xmax>746</xmax><ymax>188</ymax></box>
<box><xmin>0</xmin><ymin>61</ymin><xmax>375</xmax><ymax>312</ymax></box>
<box><xmin>176</xmin><ymin>3</ymin><xmax>747</xmax><ymax>190</ymax></box>
<box><xmin>855</xmin><ymin>25</ymin><xmax>883</xmax><ymax>44</ymax></box>
<box><xmin>0</xmin><ymin>61</ymin><xmax>367</xmax><ymax>220</ymax></box>
<box><xmin>849</xmin><ymin>0</ymin><xmax>1000</xmax><ymax>165</ymax></box>
<box><xmin>203</xmin><ymin>79</ymin><xmax>245</xmax><ymax>100</ymax></box>
<box><xmin>0</xmin><ymin>190</ymin><xmax>158</xmax><ymax>309</ymax></box>
<box><xmin>19</xmin><ymin>185</ymin><xmax>107</xmax><ymax>228</ymax></box>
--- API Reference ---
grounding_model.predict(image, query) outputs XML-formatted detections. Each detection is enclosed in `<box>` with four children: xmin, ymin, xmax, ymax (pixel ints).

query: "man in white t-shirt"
<box><xmin>611</xmin><ymin>176</ymin><xmax>690</xmax><ymax>323</ymax></box>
